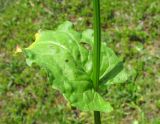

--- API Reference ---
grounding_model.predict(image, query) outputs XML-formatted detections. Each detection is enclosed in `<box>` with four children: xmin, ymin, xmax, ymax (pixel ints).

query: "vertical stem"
<box><xmin>93</xmin><ymin>0</ymin><xmax>101</xmax><ymax>91</ymax></box>
<box><xmin>94</xmin><ymin>111</ymin><xmax>101</xmax><ymax>124</ymax></box>
<box><xmin>93</xmin><ymin>0</ymin><xmax>101</xmax><ymax>124</ymax></box>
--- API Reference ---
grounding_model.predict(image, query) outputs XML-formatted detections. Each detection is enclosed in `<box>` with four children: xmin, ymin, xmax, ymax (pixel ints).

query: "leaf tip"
<box><xmin>35</xmin><ymin>32</ymin><xmax>40</xmax><ymax>41</ymax></box>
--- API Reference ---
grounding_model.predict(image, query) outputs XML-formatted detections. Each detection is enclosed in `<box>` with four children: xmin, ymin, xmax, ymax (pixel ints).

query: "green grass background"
<box><xmin>0</xmin><ymin>0</ymin><xmax>160</xmax><ymax>123</ymax></box>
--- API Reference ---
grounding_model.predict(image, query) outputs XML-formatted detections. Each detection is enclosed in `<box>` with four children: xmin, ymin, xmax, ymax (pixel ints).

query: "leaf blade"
<box><xmin>22</xmin><ymin>21</ymin><xmax>114</xmax><ymax>112</ymax></box>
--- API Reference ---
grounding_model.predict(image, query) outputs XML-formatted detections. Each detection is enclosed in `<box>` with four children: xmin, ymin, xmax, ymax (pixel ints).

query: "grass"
<box><xmin>0</xmin><ymin>0</ymin><xmax>160</xmax><ymax>123</ymax></box>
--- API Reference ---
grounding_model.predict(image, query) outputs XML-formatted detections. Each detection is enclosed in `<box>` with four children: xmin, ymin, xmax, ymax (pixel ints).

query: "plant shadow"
<box><xmin>100</xmin><ymin>62</ymin><xmax>123</xmax><ymax>85</ymax></box>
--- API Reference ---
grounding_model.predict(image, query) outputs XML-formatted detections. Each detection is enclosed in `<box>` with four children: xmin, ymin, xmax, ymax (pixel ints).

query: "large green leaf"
<box><xmin>21</xmin><ymin>21</ymin><xmax>130</xmax><ymax>112</ymax></box>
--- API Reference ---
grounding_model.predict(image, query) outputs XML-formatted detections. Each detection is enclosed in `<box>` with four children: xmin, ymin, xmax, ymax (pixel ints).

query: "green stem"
<box><xmin>93</xmin><ymin>0</ymin><xmax>101</xmax><ymax>90</ymax></box>
<box><xmin>93</xmin><ymin>0</ymin><xmax>101</xmax><ymax>124</ymax></box>
<box><xmin>94</xmin><ymin>111</ymin><xmax>101</xmax><ymax>124</ymax></box>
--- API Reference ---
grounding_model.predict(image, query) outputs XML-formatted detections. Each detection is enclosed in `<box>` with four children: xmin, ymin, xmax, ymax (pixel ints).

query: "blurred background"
<box><xmin>0</xmin><ymin>0</ymin><xmax>160</xmax><ymax>123</ymax></box>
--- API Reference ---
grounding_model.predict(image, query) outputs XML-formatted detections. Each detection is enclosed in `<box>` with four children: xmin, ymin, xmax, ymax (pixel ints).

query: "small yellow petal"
<box><xmin>15</xmin><ymin>45</ymin><xmax>22</xmax><ymax>53</ymax></box>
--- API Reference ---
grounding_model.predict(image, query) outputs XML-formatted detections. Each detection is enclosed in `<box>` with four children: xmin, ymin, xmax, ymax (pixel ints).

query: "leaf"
<box><xmin>100</xmin><ymin>62</ymin><xmax>131</xmax><ymax>86</ymax></box>
<box><xmin>22</xmin><ymin>21</ymin><xmax>130</xmax><ymax>112</ymax></box>
<box><xmin>99</xmin><ymin>47</ymin><xmax>131</xmax><ymax>85</ymax></box>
